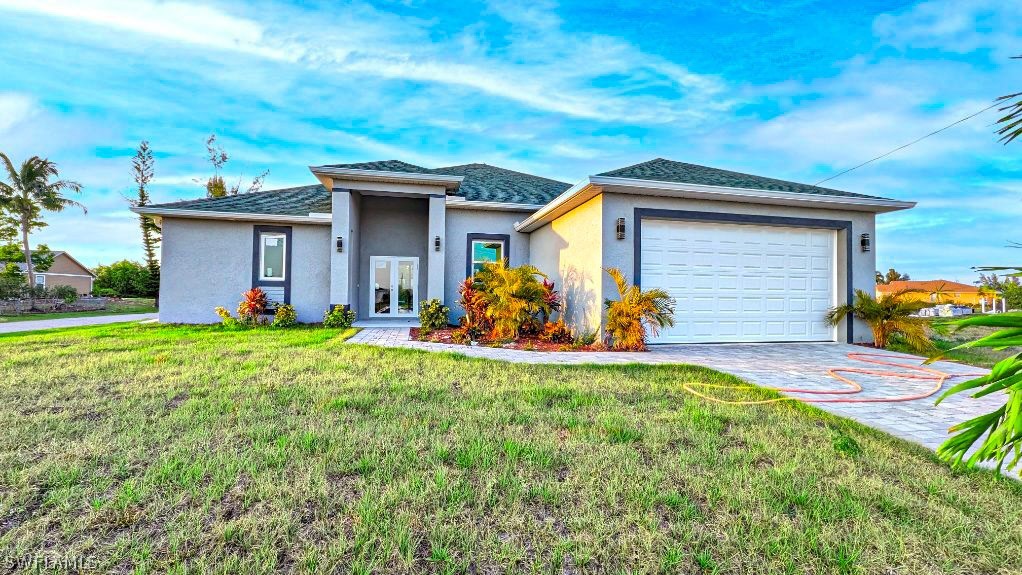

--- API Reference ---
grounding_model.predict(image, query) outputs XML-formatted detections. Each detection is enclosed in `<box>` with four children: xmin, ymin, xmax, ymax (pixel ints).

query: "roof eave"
<box><xmin>515</xmin><ymin>175</ymin><xmax>915</xmax><ymax>233</ymax></box>
<box><xmin>130</xmin><ymin>206</ymin><xmax>332</xmax><ymax>225</ymax></box>
<box><xmin>308</xmin><ymin>165</ymin><xmax>463</xmax><ymax>191</ymax></box>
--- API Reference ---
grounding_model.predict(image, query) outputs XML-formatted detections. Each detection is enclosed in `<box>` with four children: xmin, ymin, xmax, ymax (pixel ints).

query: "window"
<box><xmin>260</xmin><ymin>233</ymin><xmax>286</xmax><ymax>280</ymax></box>
<box><xmin>35</xmin><ymin>274</ymin><xmax>45</xmax><ymax>287</ymax></box>
<box><xmin>471</xmin><ymin>239</ymin><xmax>505</xmax><ymax>275</ymax></box>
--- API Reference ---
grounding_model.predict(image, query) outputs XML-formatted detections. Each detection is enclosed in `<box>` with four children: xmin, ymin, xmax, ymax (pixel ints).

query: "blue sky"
<box><xmin>0</xmin><ymin>0</ymin><xmax>1019</xmax><ymax>282</ymax></box>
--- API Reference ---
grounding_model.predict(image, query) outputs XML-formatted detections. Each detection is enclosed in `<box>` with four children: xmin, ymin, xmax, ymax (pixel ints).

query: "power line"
<box><xmin>813</xmin><ymin>100</ymin><xmax>1003</xmax><ymax>186</ymax></box>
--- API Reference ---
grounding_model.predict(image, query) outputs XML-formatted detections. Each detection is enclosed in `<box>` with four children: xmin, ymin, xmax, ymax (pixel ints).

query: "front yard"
<box><xmin>1</xmin><ymin>324</ymin><xmax>1019</xmax><ymax>574</ymax></box>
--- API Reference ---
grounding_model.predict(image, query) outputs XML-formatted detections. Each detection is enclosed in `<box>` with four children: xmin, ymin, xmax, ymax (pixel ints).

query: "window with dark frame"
<box><xmin>471</xmin><ymin>239</ymin><xmax>504</xmax><ymax>275</ymax></box>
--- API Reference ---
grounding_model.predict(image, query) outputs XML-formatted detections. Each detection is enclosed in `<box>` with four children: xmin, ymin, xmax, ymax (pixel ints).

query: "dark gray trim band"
<box><xmin>465</xmin><ymin>233</ymin><xmax>511</xmax><ymax>278</ymax></box>
<box><xmin>633</xmin><ymin>208</ymin><xmax>854</xmax><ymax>342</ymax></box>
<box><xmin>252</xmin><ymin>225</ymin><xmax>293</xmax><ymax>311</ymax></box>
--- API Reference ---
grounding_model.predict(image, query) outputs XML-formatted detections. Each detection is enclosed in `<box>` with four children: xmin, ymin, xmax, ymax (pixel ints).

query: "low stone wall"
<box><xmin>0</xmin><ymin>297</ymin><xmax>108</xmax><ymax>315</ymax></box>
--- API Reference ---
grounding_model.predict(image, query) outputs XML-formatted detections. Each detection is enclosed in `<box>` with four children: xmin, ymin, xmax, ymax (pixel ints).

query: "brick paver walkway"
<box><xmin>348</xmin><ymin>328</ymin><xmax>1009</xmax><ymax>470</ymax></box>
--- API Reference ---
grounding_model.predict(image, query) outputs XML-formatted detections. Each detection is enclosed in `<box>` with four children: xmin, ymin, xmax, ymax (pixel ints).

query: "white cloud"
<box><xmin>0</xmin><ymin>0</ymin><xmax>733</xmax><ymax>124</ymax></box>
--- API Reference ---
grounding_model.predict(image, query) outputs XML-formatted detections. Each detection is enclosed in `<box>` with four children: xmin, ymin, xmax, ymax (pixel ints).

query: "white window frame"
<box><xmin>471</xmin><ymin>239</ymin><xmax>505</xmax><ymax>274</ymax></box>
<box><xmin>259</xmin><ymin>232</ymin><xmax>287</xmax><ymax>281</ymax></box>
<box><xmin>35</xmin><ymin>274</ymin><xmax>46</xmax><ymax>287</ymax></box>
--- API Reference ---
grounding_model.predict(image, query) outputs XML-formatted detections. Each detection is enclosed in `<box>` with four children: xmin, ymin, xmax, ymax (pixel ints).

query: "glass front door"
<box><xmin>370</xmin><ymin>256</ymin><xmax>419</xmax><ymax>317</ymax></box>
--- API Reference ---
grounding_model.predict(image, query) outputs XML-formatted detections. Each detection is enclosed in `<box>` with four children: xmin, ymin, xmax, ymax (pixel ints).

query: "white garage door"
<box><xmin>640</xmin><ymin>219</ymin><xmax>836</xmax><ymax>343</ymax></box>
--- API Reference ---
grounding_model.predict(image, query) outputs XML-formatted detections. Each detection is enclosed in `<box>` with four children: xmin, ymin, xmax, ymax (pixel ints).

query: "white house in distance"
<box><xmin>133</xmin><ymin>158</ymin><xmax>914</xmax><ymax>344</ymax></box>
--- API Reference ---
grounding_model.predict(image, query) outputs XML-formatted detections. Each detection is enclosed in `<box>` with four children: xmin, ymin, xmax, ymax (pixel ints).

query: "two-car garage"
<box><xmin>639</xmin><ymin>216</ymin><xmax>839</xmax><ymax>344</ymax></box>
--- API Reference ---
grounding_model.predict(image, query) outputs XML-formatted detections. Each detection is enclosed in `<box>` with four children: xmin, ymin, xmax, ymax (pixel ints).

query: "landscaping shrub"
<box><xmin>236</xmin><ymin>288</ymin><xmax>268</xmax><ymax>325</ymax></box>
<box><xmin>474</xmin><ymin>261</ymin><xmax>552</xmax><ymax>340</ymax></box>
<box><xmin>604</xmin><ymin>267</ymin><xmax>675</xmax><ymax>351</ymax></box>
<box><xmin>92</xmin><ymin>287</ymin><xmax>117</xmax><ymax>298</ymax></box>
<box><xmin>272</xmin><ymin>304</ymin><xmax>297</xmax><ymax>328</ymax></box>
<box><xmin>539</xmin><ymin>319</ymin><xmax>573</xmax><ymax>344</ymax></box>
<box><xmin>323</xmin><ymin>305</ymin><xmax>356</xmax><ymax>329</ymax></box>
<box><xmin>540</xmin><ymin>278</ymin><xmax>561</xmax><ymax>324</ymax></box>
<box><xmin>826</xmin><ymin>289</ymin><xmax>930</xmax><ymax>350</ymax></box>
<box><xmin>418</xmin><ymin>298</ymin><xmax>449</xmax><ymax>332</ymax></box>
<box><xmin>450</xmin><ymin>327</ymin><xmax>471</xmax><ymax>345</ymax></box>
<box><xmin>457</xmin><ymin>277</ymin><xmax>490</xmax><ymax>339</ymax></box>
<box><xmin>93</xmin><ymin>260</ymin><xmax>154</xmax><ymax>297</ymax></box>
<box><xmin>214</xmin><ymin>306</ymin><xmax>241</xmax><ymax>328</ymax></box>
<box><xmin>50</xmin><ymin>285</ymin><xmax>78</xmax><ymax>304</ymax></box>
<box><xmin>0</xmin><ymin>266</ymin><xmax>26</xmax><ymax>300</ymax></box>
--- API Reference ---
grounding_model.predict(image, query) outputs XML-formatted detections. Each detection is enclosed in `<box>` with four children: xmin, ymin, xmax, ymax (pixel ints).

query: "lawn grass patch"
<box><xmin>0</xmin><ymin>298</ymin><xmax>157</xmax><ymax>323</ymax></box>
<box><xmin>0</xmin><ymin>324</ymin><xmax>1019</xmax><ymax>573</ymax></box>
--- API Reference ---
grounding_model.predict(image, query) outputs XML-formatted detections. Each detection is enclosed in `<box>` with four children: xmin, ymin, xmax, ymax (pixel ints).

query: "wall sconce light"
<box><xmin>616</xmin><ymin>217</ymin><xmax>626</xmax><ymax>240</ymax></box>
<box><xmin>860</xmin><ymin>233</ymin><xmax>870</xmax><ymax>252</ymax></box>
<box><xmin>336</xmin><ymin>236</ymin><xmax>343</xmax><ymax>253</ymax></box>
<box><xmin>434</xmin><ymin>235</ymin><xmax>442</xmax><ymax>251</ymax></box>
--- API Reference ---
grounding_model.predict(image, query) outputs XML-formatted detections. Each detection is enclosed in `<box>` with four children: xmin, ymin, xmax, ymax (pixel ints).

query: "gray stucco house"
<box><xmin>133</xmin><ymin>158</ymin><xmax>913</xmax><ymax>344</ymax></box>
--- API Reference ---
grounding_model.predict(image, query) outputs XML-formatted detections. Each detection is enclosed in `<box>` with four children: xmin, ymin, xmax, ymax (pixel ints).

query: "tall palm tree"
<box><xmin>826</xmin><ymin>289</ymin><xmax>931</xmax><ymax>350</ymax></box>
<box><xmin>995</xmin><ymin>56</ymin><xmax>1022</xmax><ymax>144</ymax></box>
<box><xmin>0</xmin><ymin>154</ymin><xmax>84</xmax><ymax>306</ymax></box>
<box><xmin>603</xmin><ymin>267</ymin><xmax>675</xmax><ymax>350</ymax></box>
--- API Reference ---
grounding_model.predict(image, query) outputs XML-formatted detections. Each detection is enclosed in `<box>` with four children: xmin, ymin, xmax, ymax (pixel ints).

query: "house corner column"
<box><xmin>330</xmin><ymin>189</ymin><xmax>351</xmax><ymax>309</ymax></box>
<box><xmin>427</xmin><ymin>195</ymin><xmax>446</xmax><ymax>302</ymax></box>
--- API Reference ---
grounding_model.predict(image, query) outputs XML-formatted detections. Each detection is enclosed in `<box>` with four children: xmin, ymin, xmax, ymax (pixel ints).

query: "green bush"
<box><xmin>323</xmin><ymin>305</ymin><xmax>356</xmax><ymax>329</ymax></box>
<box><xmin>92</xmin><ymin>287</ymin><xmax>117</xmax><ymax>298</ymax></box>
<box><xmin>418</xmin><ymin>298</ymin><xmax>449</xmax><ymax>332</ymax></box>
<box><xmin>93</xmin><ymin>260</ymin><xmax>153</xmax><ymax>297</ymax></box>
<box><xmin>50</xmin><ymin>285</ymin><xmax>78</xmax><ymax>304</ymax></box>
<box><xmin>272</xmin><ymin>304</ymin><xmax>297</xmax><ymax>328</ymax></box>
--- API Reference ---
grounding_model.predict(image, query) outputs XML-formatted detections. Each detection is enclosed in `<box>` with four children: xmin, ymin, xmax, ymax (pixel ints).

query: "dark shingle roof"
<box><xmin>598</xmin><ymin>158</ymin><xmax>884</xmax><ymax>199</ymax></box>
<box><xmin>147</xmin><ymin>184</ymin><xmax>330</xmax><ymax>216</ymax></box>
<box><xmin>434</xmin><ymin>163</ymin><xmax>571</xmax><ymax>205</ymax></box>
<box><xmin>146</xmin><ymin>161</ymin><xmax>571</xmax><ymax>216</ymax></box>
<box><xmin>323</xmin><ymin>160</ymin><xmax>435</xmax><ymax>174</ymax></box>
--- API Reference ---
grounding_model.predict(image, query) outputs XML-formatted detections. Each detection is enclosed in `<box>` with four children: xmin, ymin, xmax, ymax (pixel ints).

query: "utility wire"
<box><xmin>813</xmin><ymin>100</ymin><xmax>1003</xmax><ymax>186</ymax></box>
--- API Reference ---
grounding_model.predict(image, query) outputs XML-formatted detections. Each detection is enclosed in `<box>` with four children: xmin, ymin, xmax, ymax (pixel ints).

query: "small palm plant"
<box><xmin>474</xmin><ymin>261</ymin><xmax>551</xmax><ymax>340</ymax></box>
<box><xmin>603</xmin><ymin>267</ymin><xmax>675</xmax><ymax>351</ymax></box>
<box><xmin>825</xmin><ymin>289</ymin><xmax>931</xmax><ymax>350</ymax></box>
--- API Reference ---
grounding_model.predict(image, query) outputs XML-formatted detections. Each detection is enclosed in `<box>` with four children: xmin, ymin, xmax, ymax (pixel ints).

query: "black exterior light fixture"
<box><xmin>434</xmin><ymin>235</ymin><xmax>442</xmax><ymax>251</ymax></box>
<box><xmin>860</xmin><ymin>233</ymin><xmax>871</xmax><ymax>252</ymax></box>
<box><xmin>616</xmin><ymin>217</ymin><xmax>626</xmax><ymax>240</ymax></box>
<box><xmin>336</xmin><ymin>236</ymin><xmax>343</xmax><ymax>253</ymax></box>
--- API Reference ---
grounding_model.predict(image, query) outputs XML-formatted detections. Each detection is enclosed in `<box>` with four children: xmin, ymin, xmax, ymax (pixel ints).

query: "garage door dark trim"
<box><xmin>632</xmin><ymin>208</ymin><xmax>854</xmax><ymax>342</ymax></box>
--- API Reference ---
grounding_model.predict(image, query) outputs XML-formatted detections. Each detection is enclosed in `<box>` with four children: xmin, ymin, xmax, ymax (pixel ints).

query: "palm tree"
<box><xmin>825</xmin><ymin>289</ymin><xmax>931</xmax><ymax>350</ymax></box>
<box><xmin>474</xmin><ymin>261</ymin><xmax>550</xmax><ymax>340</ymax></box>
<box><xmin>0</xmin><ymin>154</ymin><xmax>84</xmax><ymax>307</ymax></box>
<box><xmin>929</xmin><ymin>281</ymin><xmax>950</xmax><ymax>304</ymax></box>
<box><xmin>603</xmin><ymin>267</ymin><xmax>675</xmax><ymax>350</ymax></box>
<box><xmin>995</xmin><ymin>56</ymin><xmax>1022</xmax><ymax>144</ymax></box>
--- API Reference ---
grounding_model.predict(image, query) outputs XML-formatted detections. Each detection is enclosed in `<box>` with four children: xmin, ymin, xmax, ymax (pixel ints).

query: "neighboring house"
<box><xmin>2</xmin><ymin>251</ymin><xmax>96</xmax><ymax>295</ymax></box>
<box><xmin>133</xmin><ymin>158</ymin><xmax>914</xmax><ymax>344</ymax></box>
<box><xmin>877</xmin><ymin>280</ymin><xmax>983</xmax><ymax>306</ymax></box>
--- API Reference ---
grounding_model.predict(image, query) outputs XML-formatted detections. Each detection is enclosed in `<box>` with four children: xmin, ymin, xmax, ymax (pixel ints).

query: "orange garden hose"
<box><xmin>681</xmin><ymin>352</ymin><xmax>987</xmax><ymax>405</ymax></box>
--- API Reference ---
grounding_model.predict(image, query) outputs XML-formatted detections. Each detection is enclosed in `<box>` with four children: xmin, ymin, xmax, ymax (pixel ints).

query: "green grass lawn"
<box><xmin>0</xmin><ymin>298</ymin><xmax>157</xmax><ymax>323</ymax></box>
<box><xmin>1</xmin><ymin>325</ymin><xmax>1020</xmax><ymax>574</ymax></box>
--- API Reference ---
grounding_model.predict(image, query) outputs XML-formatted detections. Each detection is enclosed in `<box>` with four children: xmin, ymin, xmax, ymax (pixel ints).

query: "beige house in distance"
<box><xmin>5</xmin><ymin>251</ymin><xmax>96</xmax><ymax>295</ymax></box>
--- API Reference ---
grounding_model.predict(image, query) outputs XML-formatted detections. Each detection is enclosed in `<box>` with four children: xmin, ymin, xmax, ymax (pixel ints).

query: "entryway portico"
<box><xmin>312</xmin><ymin>165</ymin><xmax>461</xmax><ymax>320</ymax></box>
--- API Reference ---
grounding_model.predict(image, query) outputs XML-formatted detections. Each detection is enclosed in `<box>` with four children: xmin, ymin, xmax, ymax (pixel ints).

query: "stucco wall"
<box><xmin>527</xmin><ymin>195</ymin><xmax>604</xmax><ymax>333</ymax></box>
<box><xmin>444</xmin><ymin>208</ymin><xmax>531</xmax><ymax>322</ymax></box>
<box><xmin>159</xmin><ymin>218</ymin><xmax>330</xmax><ymax>324</ymax></box>
<box><xmin>357</xmin><ymin>195</ymin><xmax>429</xmax><ymax>318</ymax></box>
<box><xmin>597</xmin><ymin>192</ymin><xmax>877</xmax><ymax>343</ymax></box>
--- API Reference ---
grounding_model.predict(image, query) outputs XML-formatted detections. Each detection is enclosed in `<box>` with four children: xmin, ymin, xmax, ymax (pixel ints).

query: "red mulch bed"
<box><xmin>410</xmin><ymin>327</ymin><xmax>608</xmax><ymax>352</ymax></box>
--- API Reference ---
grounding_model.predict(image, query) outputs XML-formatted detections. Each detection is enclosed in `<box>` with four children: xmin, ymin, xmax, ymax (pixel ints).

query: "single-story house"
<box><xmin>2</xmin><ymin>251</ymin><xmax>96</xmax><ymax>295</ymax></box>
<box><xmin>877</xmin><ymin>280</ymin><xmax>984</xmax><ymax>306</ymax></box>
<box><xmin>133</xmin><ymin>158</ymin><xmax>914</xmax><ymax>344</ymax></box>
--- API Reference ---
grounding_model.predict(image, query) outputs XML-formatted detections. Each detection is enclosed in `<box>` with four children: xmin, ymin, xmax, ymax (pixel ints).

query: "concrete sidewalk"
<box><xmin>0</xmin><ymin>313</ymin><xmax>158</xmax><ymax>334</ymax></box>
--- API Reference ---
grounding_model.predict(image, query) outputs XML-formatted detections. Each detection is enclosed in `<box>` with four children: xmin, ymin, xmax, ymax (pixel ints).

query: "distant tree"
<box><xmin>875</xmin><ymin>268</ymin><xmax>910</xmax><ymax>284</ymax></box>
<box><xmin>201</xmin><ymin>134</ymin><xmax>268</xmax><ymax>198</ymax></box>
<box><xmin>93</xmin><ymin>260</ymin><xmax>152</xmax><ymax>298</ymax></box>
<box><xmin>994</xmin><ymin>56</ymin><xmax>1022</xmax><ymax>144</ymax></box>
<box><xmin>0</xmin><ymin>153</ymin><xmax>83</xmax><ymax>308</ymax></box>
<box><xmin>0</xmin><ymin>243</ymin><xmax>54</xmax><ymax>272</ymax></box>
<box><xmin>0</xmin><ymin>215</ymin><xmax>16</xmax><ymax>244</ymax></box>
<box><xmin>126</xmin><ymin>141</ymin><xmax>161</xmax><ymax>305</ymax></box>
<box><xmin>976</xmin><ymin>273</ymin><xmax>1020</xmax><ymax>291</ymax></box>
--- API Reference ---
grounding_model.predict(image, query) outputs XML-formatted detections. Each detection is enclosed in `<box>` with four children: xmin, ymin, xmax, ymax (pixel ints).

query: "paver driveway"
<box><xmin>349</xmin><ymin>328</ymin><xmax>1006</xmax><ymax>465</ymax></box>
